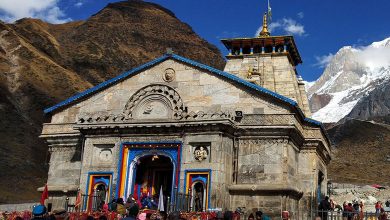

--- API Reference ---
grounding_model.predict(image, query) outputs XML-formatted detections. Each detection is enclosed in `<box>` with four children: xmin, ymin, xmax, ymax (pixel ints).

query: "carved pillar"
<box><xmin>45</xmin><ymin>134</ymin><xmax>82</xmax><ymax>192</ymax></box>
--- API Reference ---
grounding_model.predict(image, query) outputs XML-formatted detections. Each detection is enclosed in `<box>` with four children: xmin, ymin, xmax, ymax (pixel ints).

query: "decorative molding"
<box><xmin>49</xmin><ymin>146</ymin><xmax>78</xmax><ymax>153</ymax></box>
<box><xmin>77</xmin><ymin>111</ymin><xmax>234</xmax><ymax>124</ymax></box>
<box><xmin>238</xmin><ymin>138</ymin><xmax>288</xmax><ymax>145</ymax></box>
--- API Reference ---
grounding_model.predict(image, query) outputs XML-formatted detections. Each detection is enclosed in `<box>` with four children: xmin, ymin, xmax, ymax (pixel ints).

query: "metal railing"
<box><xmin>167</xmin><ymin>191</ymin><xmax>193</xmax><ymax>213</ymax></box>
<box><xmin>64</xmin><ymin>194</ymin><xmax>103</xmax><ymax>212</ymax></box>
<box><xmin>288</xmin><ymin>210</ymin><xmax>390</xmax><ymax>220</ymax></box>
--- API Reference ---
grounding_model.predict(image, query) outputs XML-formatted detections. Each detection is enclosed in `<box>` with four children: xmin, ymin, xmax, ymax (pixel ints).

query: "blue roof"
<box><xmin>44</xmin><ymin>53</ymin><xmax>322</xmax><ymax>127</ymax></box>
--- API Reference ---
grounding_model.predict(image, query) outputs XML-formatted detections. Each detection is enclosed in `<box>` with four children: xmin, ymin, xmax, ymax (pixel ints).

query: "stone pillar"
<box><xmin>298</xmin><ymin>77</ymin><xmax>312</xmax><ymax>117</ymax></box>
<box><xmin>43</xmin><ymin>134</ymin><xmax>82</xmax><ymax>210</ymax></box>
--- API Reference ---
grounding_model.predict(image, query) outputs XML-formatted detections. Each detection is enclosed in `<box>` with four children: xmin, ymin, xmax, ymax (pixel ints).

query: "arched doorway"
<box><xmin>133</xmin><ymin>154</ymin><xmax>173</xmax><ymax>210</ymax></box>
<box><xmin>191</xmin><ymin>181</ymin><xmax>206</xmax><ymax>212</ymax></box>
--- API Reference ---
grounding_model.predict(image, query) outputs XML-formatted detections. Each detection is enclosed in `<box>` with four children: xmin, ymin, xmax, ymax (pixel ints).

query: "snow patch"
<box><xmin>309</xmin><ymin>37</ymin><xmax>390</xmax><ymax>123</ymax></box>
<box><xmin>303</xmin><ymin>80</ymin><xmax>315</xmax><ymax>91</ymax></box>
<box><xmin>312</xmin><ymin>90</ymin><xmax>360</xmax><ymax>123</ymax></box>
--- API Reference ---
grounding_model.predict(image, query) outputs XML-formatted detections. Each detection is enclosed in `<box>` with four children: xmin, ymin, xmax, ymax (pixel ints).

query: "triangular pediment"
<box><xmin>45</xmin><ymin>54</ymin><xmax>321</xmax><ymax>127</ymax></box>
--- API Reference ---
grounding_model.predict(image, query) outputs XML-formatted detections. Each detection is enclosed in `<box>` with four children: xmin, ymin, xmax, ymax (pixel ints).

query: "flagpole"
<box><xmin>267</xmin><ymin>0</ymin><xmax>272</xmax><ymax>22</ymax></box>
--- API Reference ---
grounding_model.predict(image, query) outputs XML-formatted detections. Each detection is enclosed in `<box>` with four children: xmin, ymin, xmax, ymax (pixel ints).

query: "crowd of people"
<box><xmin>0</xmin><ymin>208</ymin><xmax>274</xmax><ymax>220</ymax></box>
<box><xmin>317</xmin><ymin>196</ymin><xmax>389</xmax><ymax>220</ymax></box>
<box><xmin>0</xmin><ymin>194</ymin><xmax>272</xmax><ymax>220</ymax></box>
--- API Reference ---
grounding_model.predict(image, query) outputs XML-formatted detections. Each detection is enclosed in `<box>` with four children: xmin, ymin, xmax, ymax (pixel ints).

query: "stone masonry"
<box><xmin>40</xmin><ymin>49</ymin><xmax>330</xmax><ymax>219</ymax></box>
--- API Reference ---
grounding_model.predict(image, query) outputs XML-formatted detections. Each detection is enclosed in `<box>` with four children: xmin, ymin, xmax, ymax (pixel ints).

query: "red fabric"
<box><xmin>40</xmin><ymin>184</ymin><xmax>49</xmax><ymax>205</ymax></box>
<box><xmin>75</xmin><ymin>191</ymin><xmax>82</xmax><ymax>211</ymax></box>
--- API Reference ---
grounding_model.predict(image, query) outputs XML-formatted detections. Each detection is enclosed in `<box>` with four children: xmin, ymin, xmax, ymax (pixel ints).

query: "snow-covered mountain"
<box><xmin>307</xmin><ymin>37</ymin><xmax>390</xmax><ymax>123</ymax></box>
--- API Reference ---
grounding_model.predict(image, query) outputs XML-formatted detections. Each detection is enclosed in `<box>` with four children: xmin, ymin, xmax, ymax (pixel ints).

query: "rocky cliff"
<box><xmin>0</xmin><ymin>0</ymin><xmax>225</xmax><ymax>203</ymax></box>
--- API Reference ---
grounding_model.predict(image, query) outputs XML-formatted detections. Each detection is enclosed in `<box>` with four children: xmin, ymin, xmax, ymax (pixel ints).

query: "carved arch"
<box><xmin>123</xmin><ymin>84</ymin><xmax>187</xmax><ymax>120</ymax></box>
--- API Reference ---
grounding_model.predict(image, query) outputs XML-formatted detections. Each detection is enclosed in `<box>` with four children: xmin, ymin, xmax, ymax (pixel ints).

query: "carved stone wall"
<box><xmin>41</xmin><ymin>58</ymin><xmax>330</xmax><ymax>215</ymax></box>
<box><xmin>237</xmin><ymin>139</ymin><xmax>288</xmax><ymax>184</ymax></box>
<box><xmin>224</xmin><ymin>54</ymin><xmax>311</xmax><ymax>116</ymax></box>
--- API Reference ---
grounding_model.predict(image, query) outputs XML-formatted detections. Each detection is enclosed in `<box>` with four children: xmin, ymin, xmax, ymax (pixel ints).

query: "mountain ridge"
<box><xmin>0</xmin><ymin>0</ymin><xmax>225</xmax><ymax>203</ymax></box>
<box><xmin>308</xmin><ymin>37</ymin><xmax>390</xmax><ymax>123</ymax></box>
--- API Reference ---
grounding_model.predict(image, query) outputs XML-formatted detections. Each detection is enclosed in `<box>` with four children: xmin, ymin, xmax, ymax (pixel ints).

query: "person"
<box><xmin>31</xmin><ymin>205</ymin><xmax>47</xmax><ymax>220</ymax></box>
<box><xmin>344</xmin><ymin>203</ymin><xmax>354</xmax><ymax>220</ymax></box>
<box><xmin>358</xmin><ymin>201</ymin><xmax>364</xmax><ymax>220</ymax></box>
<box><xmin>247</xmin><ymin>214</ymin><xmax>255</xmax><ymax>220</ymax></box>
<box><xmin>375</xmin><ymin>201</ymin><xmax>381</xmax><ymax>218</ymax></box>
<box><xmin>386</xmin><ymin>200</ymin><xmax>390</xmax><ymax>208</ymax></box>
<box><xmin>255</xmin><ymin>211</ymin><xmax>262</xmax><ymax>220</ymax></box>
<box><xmin>352</xmin><ymin>201</ymin><xmax>359</xmax><ymax>219</ymax></box>
<box><xmin>99</xmin><ymin>216</ymin><xmax>108</xmax><ymax>220</ymax></box>
<box><xmin>379</xmin><ymin>208</ymin><xmax>388</xmax><ymax>220</ymax></box>
<box><xmin>318</xmin><ymin>196</ymin><xmax>331</xmax><ymax>219</ymax></box>
<box><xmin>342</xmin><ymin>202</ymin><xmax>348</xmax><ymax>220</ymax></box>
<box><xmin>138</xmin><ymin>212</ymin><xmax>147</xmax><ymax>220</ymax></box>
<box><xmin>116</xmin><ymin>198</ymin><xmax>126</xmax><ymax>215</ymax></box>
<box><xmin>122</xmin><ymin>204</ymin><xmax>139</xmax><ymax>220</ymax></box>
<box><xmin>108</xmin><ymin>199</ymin><xmax>117</xmax><ymax>212</ymax></box>
<box><xmin>125</xmin><ymin>195</ymin><xmax>139</xmax><ymax>213</ymax></box>
<box><xmin>194</xmin><ymin>186</ymin><xmax>203</xmax><ymax>212</ymax></box>
<box><xmin>255</xmin><ymin>211</ymin><xmax>270</xmax><ymax>220</ymax></box>
<box><xmin>330</xmin><ymin>199</ymin><xmax>335</xmax><ymax>211</ymax></box>
<box><xmin>102</xmin><ymin>203</ymin><xmax>109</xmax><ymax>212</ymax></box>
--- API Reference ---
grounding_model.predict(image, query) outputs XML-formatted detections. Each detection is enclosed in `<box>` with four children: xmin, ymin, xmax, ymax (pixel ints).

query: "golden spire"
<box><xmin>259</xmin><ymin>12</ymin><xmax>270</xmax><ymax>37</ymax></box>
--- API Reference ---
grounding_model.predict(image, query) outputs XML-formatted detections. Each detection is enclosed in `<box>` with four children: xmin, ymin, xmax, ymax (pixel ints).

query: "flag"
<box><xmin>267</xmin><ymin>0</ymin><xmax>272</xmax><ymax>21</ymax></box>
<box><xmin>40</xmin><ymin>184</ymin><xmax>49</xmax><ymax>205</ymax></box>
<box><xmin>157</xmin><ymin>186</ymin><xmax>164</xmax><ymax>212</ymax></box>
<box><xmin>75</xmin><ymin>191</ymin><xmax>82</xmax><ymax>211</ymax></box>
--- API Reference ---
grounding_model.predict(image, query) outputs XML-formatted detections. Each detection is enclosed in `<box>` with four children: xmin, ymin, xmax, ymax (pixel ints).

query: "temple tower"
<box><xmin>221</xmin><ymin>13</ymin><xmax>311</xmax><ymax>116</ymax></box>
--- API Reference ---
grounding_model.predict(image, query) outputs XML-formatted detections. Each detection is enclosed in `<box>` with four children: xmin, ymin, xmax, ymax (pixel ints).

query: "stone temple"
<box><xmin>40</xmin><ymin>13</ymin><xmax>331</xmax><ymax>219</ymax></box>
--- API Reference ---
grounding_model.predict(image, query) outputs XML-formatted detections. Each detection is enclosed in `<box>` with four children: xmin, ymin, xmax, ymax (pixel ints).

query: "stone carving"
<box><xmin>182</xmin><ymin>111</ymin><xmax>234</xmax><ymax>121</ymax></box>
<box><xmin>77</xmin><ymin>112</ymin><xmax>126</xmax><ymax>124</ymax></box>
<box><xmin>163</xmin><ymin>68</ymin><xmax>175</xmax><ymax>82</ymax></box>
<box><xmin>124</xmin><ymin>84</ymin><xmax>186</xmax><ymax>120</ymax></box>
<box><xmin>77</xmin><ymin>110</ymin><xmax>234</xmax><ymax>124</ymax></box>
<box><xmin>133</xmin><ymin>95</ymin><xmax>172</xmax><ymax>119</ymax></box>
<box><xmin>194</xmin><ymin>146</ymin><xmax>208</xmax><ymax>161</ymax></box>
<box><xmin>238</xmin><ymin>138</ymin><xmax>288</xmax><ymax>145</ymax></box>
<box><xmin>99</xmin><ymin>149</ymin><xmax>113</xmax><ymax>162</ymax></box>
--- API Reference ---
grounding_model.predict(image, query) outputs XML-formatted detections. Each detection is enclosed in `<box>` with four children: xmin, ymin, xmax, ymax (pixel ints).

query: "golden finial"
<box><xmin>259</xmin><ymin>12</ymin><xmax>270</xmax><ymax>37</ymax></box>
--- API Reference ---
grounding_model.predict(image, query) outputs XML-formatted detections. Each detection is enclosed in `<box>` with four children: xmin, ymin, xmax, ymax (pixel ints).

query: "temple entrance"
<box><xmin>133</xmin><ymin>154</ymin><xmax>173</xmax><ymax>210</ymax></box>
<box><xmin>191</xmin><ymin>182</ymin><xmax>205</xmax><ymax>212</ymax></box>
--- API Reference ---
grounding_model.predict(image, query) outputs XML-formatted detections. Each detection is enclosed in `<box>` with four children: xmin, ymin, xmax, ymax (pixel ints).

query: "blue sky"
<box><xmin>1</xmin><ymin>0</ymin><xmax>389</xmax><ymax>81</ymax></box>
